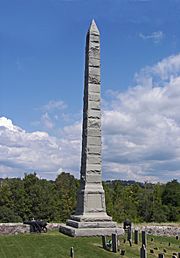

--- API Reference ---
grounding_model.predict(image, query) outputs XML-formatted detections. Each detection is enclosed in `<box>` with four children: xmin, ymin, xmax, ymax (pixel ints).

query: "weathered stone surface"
<box><xmin>87</xmin><ymin>155</ymin><xmax>101</xmax><ymax>164</ymax></box>
<box><xmin>0</xmin><ymin>223</ymin><xmax>30</xmax><ymax>235</ymax></box>
<box><xmin>88</xmin><ymin>118</ymin><xmax>101</xmax><ymax>129</ymax></box>
<box><xmin>89</xmin><ymin>58</ymin><xmax>100</xmax><ymax>67</ymax></box>
<box><xmin>89</xmin><ymin>67</ymin><xmax>100</xmax><ymax>76</ymax></box>
<box><xmin>86</xmin><ymin>174</ymin><xmax>102</xmax><ymax>183</ymax></box>
<box><xmin>89</xmin><ymin>34</ymin><xmax>99</xmax><ymax>43</ymax></box>
<box><xmin>87</xmin><ymin>109</ymin><xmax>101</xmax><ymax>119</ymax></box>
<box><xmin>66</xmin><ymin>220</ymin><xmax>117</xmax><ymax>228</ymax></box>
<box><xmin>59</xmin><ymin>224</ymin><xmax>123</xmax><ymax>237</ymax></box>
<box><xmin>88</xmin><ymin>75</ymin><xmax>100</xmax><ymax>84</ymax></box>
<box><xmin>88</xmin><ymin>136</ymin><xmax>101</xmax><ymax>146</ymax></box>
<box><xmin>135</xmin><ymin>225</ymin><xmax>180</xmax><ymax>236</ymax></box>
<box><xmin>88</xmin><ymin>83</ymin><xmax>100</xmax><ymax>93</ymax></box>
<box><xmin>89</xmin><ymin>48</ymin><xmax>100</xmax><ymax>59</ymax></box>
<box><xmin>87</xmin><ymin>145</ymin><xmax>101</xmax><ymax>154</ymax></box>
<box><xmin>86</xmin><ymin>163</ymin><xmax>101</xmax><ymax>173</ymax></box>
<box><xmin>86</xmin><ymin>128</ymin><xmax>101</xmax><ymax>137</ymax></box>
<box><xmin>89</xmin><ymin>93</ymin><xmax>100</xmax><ymax>102</ymax></box>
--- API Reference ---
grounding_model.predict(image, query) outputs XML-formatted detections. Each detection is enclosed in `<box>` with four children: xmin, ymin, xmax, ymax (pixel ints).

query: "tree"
<box><xmin>55</xmin><ymin>172</ymin><xmax>79</xmax><ymax>222</ymax></box>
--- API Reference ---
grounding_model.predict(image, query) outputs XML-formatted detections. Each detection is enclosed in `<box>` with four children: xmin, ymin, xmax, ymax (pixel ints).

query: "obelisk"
<box><xmin>59</xmin><ymin>20</ymin><xmax>120</xmax><ymax>237</ymax></box>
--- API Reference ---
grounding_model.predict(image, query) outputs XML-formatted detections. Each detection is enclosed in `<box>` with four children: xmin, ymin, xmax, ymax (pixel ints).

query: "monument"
<box><xmin>60</xmin><ymin>20</ymin><xmax>120</xmax><ymax>237</ymax></box>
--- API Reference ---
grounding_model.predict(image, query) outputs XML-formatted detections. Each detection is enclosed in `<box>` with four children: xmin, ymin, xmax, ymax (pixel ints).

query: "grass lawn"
<box><xmin>0</xmin><ymin>230</ymin><xmax>179</xmax><ymax>258</ymax></box>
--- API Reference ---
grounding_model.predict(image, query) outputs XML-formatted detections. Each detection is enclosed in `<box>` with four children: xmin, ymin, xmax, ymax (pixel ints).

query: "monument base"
<box><xmin>59</xmin><ymin>214</ymin><xmax>123</xmax><ymax>237</ymax></box>
<box><xmin>59</xmin><ymin>224</ymin><xmax>123</xmax><ymax>237</ymax></box>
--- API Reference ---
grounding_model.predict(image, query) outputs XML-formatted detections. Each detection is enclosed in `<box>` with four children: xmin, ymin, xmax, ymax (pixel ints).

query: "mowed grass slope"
<box><xmin>0</xmin><ymin>231</ymin><xmax>179</xmax><ymax>258</ymax></box>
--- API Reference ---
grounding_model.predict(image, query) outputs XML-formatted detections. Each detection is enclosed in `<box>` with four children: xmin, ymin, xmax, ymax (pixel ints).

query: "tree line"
<box><xmin>0</xmin><ymin>172</ymin><xmax>179</xmax><ymax>223</ymax></box>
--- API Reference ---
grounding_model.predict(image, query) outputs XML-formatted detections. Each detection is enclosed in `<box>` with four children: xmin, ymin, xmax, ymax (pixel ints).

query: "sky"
<box><xmin>1</xmin><ymin>0</ymin><xmax>180</xmax><ymax>182</ymax></box>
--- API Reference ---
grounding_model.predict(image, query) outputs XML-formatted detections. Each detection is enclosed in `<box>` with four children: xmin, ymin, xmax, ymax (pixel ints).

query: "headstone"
<box><xmin>121</xmin><ymin>249</ymin><xmax>125</xmax><ymax>255</ymax></box>
<box><xmin>59</xmin><ymin>20</ymin><xmax>119</xmax><ymax>237</ymax></box>
<box><xmin>134</xmin><ymin>230</ymin><xmax>139</xmax><ymax>244</ymax></box>
<box><xmin>158</xmin><ymin>254</ymin><xmax>164</xmax><ymax>258</ymax></box>
<box><xmin>102</xmin><ymin>236</ymin><xmax>107</xmax><ymax>249</ymax></box>
<box><xmin>142</xmin><ymin>231</ymin><xmax>147</xmax><ymax>247</ymax></box>
<box><xmin>112</xmin><ymin>233</ymin><xmax>118</xmax><ymax>253</ymax></box>
<box><xmin>127</xmin><ymin>227</ymin><xmax>132</xmax><ymax>245</ymax></box>
<box><xmin>70</xmin><ymin>247</ymin><xmax>74</xmax><ymax>258</ymax></box>
<box><xmin>140</xmin><ymin>244</ymin><xmax>147</xmax><ymax>258</ymax></box>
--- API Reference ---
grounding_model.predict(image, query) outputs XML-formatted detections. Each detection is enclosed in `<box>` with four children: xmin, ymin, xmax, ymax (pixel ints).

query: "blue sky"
<box><xmin>1</xmin><ymin>0</ymin><xmax>180</xmax><ymax>182</ymax></box>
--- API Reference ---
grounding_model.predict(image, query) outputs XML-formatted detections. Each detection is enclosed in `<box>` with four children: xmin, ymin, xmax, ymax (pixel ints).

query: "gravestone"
<box><xmin>70</xmin><ymin>247</ymin><xmax>74</xmax><ymax>258</ymax></box>
<box><xmin>158</xmin><ymin>254</ymin><xmax>164</xmax><ymax>258</ymax></box>
<box><xmin>102</xmin><ymin>236</ymin><xmax>107</xmax><ymax>249</ymax></box>
<box><xmin>112</xmin><ymin>233</ymin><xmax>118</xmax><ymax>253</ymax></box>
<box><xmin>134</xmin><ymin>230</ymin><xmax>139</xmax><ymax>244</ymax></box>
<box><xmin>140</xmin><ymin>244</ymin><xmax>147</xmax><ymax>258</ymax></box>
<box><xmin>59</xmin><ymin>20</ymin><xmax>119</xmax><ymax>237</ymax></box>
<box><xmin>142</xmin><ymin>231</ymin><xmax>147</xmax><ymax>247</ymax></box>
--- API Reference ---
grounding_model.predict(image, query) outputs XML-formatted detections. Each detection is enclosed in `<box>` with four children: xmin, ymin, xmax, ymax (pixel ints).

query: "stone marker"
<box><xmin>158</xmin><ymin>254</ymin><xmax>164</xmax><ymax>258</ymax></box>
<box><xmin>102</xmin><ymin>236</ymin><xmax>107</xmax><ymax>249</ymax></box>
<box><xmin>70</xmin><ymin>247</ymin><xmax>74</xmax><ymax>258</ymax></box>
<box><xmin>112</xmin><ymin>233</ymin><xmax>118</xmax><ymax>253</ymax></box>
<box><xmin>142</xmin><ymin>231</ymin><xmax>147</xmax><ymax>247</ymax></box>
<box><xmin>134</xmin><ymin>230</ymin><xmax>139</xmax><ymax>244</ymax></box>
<box><xmin>59</xmin><ymin>20</ymin><xmax>119</xmax><ymax>237</ymax></box>
<box><xmin>121</xmin><ymin>249</ymin><xmax>125</xmax><ymax>255</ymax></box>
<box><xmin>140</xmin><ymin>244</ymin><xmax>147</xmax><ymax>258</ymax></box>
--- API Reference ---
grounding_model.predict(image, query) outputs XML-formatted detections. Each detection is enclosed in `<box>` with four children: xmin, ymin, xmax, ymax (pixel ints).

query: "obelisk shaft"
<box><xmin>81</xmin><ymin>20</ymin><xmax>101</xmax><ymax>184</ymax></box>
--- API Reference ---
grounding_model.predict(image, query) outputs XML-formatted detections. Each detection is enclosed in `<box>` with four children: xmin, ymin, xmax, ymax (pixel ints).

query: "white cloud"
<box><xmin>1</xmin><ymin>54</ymin><xmax>180</xmax><ymax>182</ymax></box>
<box><xmin>139</xmin><ymin>31</ymin><xmax>164</xmax><ymax>43</ymax></box>
<box><xmin>102</xmin><ymin>54</ymin><xmax>180</xmax><ymax>182</ymax></box>
<box><xmin>0</xmin><ymin>117</ymin><xmax>80</xmax><ymax>179</ymax></box>
<box><xmin>41</xmin><ymin>100</ymin><xmax>67</xmax><ymax>112</ymax></box>
<box><xmin>33</xmin><ymin>99</ymin><xmax>68</xmax><ymax>130</ymax></box>
<box><xmin>41</xmin><ymin>112</ymin><xmax>54</xmax><ymax>129</ymax></box>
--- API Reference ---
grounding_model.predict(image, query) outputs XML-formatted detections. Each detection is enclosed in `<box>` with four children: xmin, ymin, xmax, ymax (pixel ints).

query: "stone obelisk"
<box><xmin>59</xmin><ymin>20</ymin><xmax>120</xmax><ymax>237</ymax></box>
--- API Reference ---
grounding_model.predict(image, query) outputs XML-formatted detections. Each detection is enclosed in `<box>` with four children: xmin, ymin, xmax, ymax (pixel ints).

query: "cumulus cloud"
<box><xmin>102</xmin><ymin>54</ymin><xmax>180</xmax><ymax>182</ymax></box>
<box><xmin>139</xmin><ymin>31</ymin><xmax>164</xmax><ymax>43</ymax></box>
<box><xmin>0</xmin><ymin>117</ymin><xmax>80</xmax><ymax>179</ymax></box>
<box><xmin>1</xmin><ymin>54</ymin><xmax>180</xmax><ymax>182</ymax></box>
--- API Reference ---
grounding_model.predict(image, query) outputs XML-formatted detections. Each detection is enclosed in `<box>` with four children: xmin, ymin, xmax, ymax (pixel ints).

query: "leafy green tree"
<box><xmin>55</xmin><ymin>172</ymin><xmax>79</xmax><ymax>222</ymax></box>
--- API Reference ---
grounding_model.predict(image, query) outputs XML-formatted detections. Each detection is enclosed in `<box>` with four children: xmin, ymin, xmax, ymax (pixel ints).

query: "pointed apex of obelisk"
<box><xmin>89</xmin><ymin>19</ymin><xmax>99</xmax><ymax>34</ymax></box>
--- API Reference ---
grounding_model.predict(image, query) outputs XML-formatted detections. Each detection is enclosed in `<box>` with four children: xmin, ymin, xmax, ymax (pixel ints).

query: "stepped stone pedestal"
<box><xmin>59</xmin><ymin>20</ymin><xmax>121</xmax><ymax>237</ymax></box>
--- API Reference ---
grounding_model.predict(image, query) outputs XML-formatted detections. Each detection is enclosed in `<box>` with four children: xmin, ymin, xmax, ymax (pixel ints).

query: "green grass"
<box><xmin>0</xmin><ymin>231</ymin><xmax>179</xmax><ymax>258</ymax></box>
